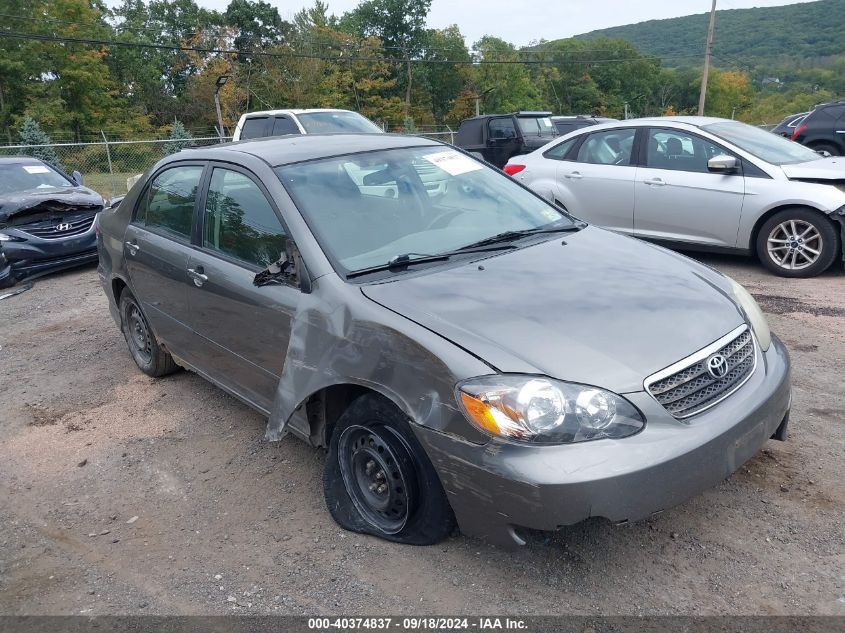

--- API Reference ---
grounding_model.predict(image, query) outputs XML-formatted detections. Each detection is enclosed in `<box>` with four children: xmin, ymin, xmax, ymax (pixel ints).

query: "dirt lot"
<box><xmin>1</xmin><ymin>255</ymin><xmax>843</xmax><ymax>616</ymax></box>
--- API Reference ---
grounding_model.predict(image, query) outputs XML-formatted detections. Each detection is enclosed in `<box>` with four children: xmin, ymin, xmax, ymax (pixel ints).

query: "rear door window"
<box><xmin>272</xmin><ymin>116</ymin><xmax>300</xmax><ymax>136</ymax></box>
<box><xmin>543</xmin><ymin>137</ymin><xmax>579</xmax><ymax>160</ymax></box>
<box><xmin>488</xmin><ymin>118</ymin><xmax>517</xmax><ymax>140</ymax></box>
<box><xmin>576</xmin><ymin>129</ymin><xmax>636</xmax><ymax>166</ymax></box>
<box><xmin>240</xmin><ymin>116</ymin><xmax>269</xmax><ymax>140</ymax></box>
<box><xmin>142</xmin><ymin>165</ymin><xmax>204</xmax><ymax>239</ymax></box>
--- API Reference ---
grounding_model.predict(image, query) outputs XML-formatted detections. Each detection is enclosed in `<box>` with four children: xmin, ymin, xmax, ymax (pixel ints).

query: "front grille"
<box><xmin>20</xmin><ymin>216</ymin><xmax>95</xmax><ymax>239</ymax></box>
<box><xmin>646</xmin><ymin>327</ymin><xmax>756</xmax><ymax>419</ymax></box>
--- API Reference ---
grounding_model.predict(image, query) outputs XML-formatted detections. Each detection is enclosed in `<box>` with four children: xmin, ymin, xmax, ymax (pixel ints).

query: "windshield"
<box><xmin>517</xmin><ymin>116</ymin><xmax>555</xmax><ymax>136</ymax></box>
<box><xmin>702</xmin><ymin>121</ymin><xmax>821</xmax><ymax>165</ymax></box>
<box><xmin>276</xmin><ymin>146</ymin><xmax>571</xmax><ymax>275</ymax></box>
<box><xmin>0</xmin><ymin>162</ymin><xmax>73</xmax><ymax>195</ymax></box>
<box><xmin>297</xmin><ymin>111</ymin><xmax>383</xmax><ymax>134</ymax></box>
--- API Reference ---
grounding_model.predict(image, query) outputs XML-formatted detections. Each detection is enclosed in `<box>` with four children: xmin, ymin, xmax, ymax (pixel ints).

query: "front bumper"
<box><xmin>0</xmin><ymin>229</ymin><xmax>97</xmax><ymax>288</ymax></box>
<box><xmin>414</xmin><ymin>335</ymin><xmax>791</xmax><ymax>546</ymax></box>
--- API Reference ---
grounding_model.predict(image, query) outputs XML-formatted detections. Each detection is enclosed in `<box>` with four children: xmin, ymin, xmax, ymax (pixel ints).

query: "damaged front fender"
<box><xmin>265</xmin><ymin>274</ymin><xmax>493</xmax><ymax>445</ymax></box>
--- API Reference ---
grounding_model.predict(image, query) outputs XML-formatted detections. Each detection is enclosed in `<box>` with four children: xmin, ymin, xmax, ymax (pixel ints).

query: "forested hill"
<box><xmin>572</xmin><ymin>0</ymin><xmax>845</xmax><ymax>67</ymax></box>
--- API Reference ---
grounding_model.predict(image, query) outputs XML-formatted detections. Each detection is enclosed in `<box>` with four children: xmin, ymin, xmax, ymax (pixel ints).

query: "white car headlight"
<box><xmin>457</xmin><ymin>376</ymin><xmax>644</xmax><ymax>444</ymax></box>
<box><xmin>727</xmin><ymin>277</ymin><xmax>771</xmax><ymax>351</ymax></box>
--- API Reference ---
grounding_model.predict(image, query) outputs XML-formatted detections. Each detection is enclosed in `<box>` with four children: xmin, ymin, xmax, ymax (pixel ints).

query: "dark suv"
<box><xmin>551</xmin><ymin>115</ymin><xmax>616</xmax><ymax>136</ymax></box>
<box><xmin>453</xmin><ymin>112</ymin><xmax>557</xmax><ymax>168</ymax></box>
<box><xmin>791</xmin><ymin>101</ymin><xmax>845</xmax><ymax>156</ymax></box>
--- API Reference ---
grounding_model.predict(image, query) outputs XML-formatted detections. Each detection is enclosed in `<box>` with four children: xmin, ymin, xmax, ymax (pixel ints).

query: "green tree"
<box><xmin>341</xmin><ymin>0</ymin><xmax>432</xmax><ymax>114</ymax></box>
<box><xmin>420</xmin><ymin>26</ymin><xmax>471</xmax><ymax>123</ymax></box>
<box><xmin>224</xmin><ymin>0</ymin><xmax>291</xmax><ymax>58</ymax></box>
<box><xmin>164</xmin><ymin>120</ymin><xmax>194</xmax><ymax>154</ymax></box>
<box><xmin>18</xmin><ymin>117</ymin><xmax>63</xmax><ymax>168</ymax></box>
<box><xmin>471</xmin><ymin>37</ymin><xmax>542</xmax><ymax>113</ymax></box>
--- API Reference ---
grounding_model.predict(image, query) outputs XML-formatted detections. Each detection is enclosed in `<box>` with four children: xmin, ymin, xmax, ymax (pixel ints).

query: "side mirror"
<box><xmin>253</xmin><ymin>243</ymin><xmax>312</xmax><ymax>293</ymax></box>
<box><xmin>72</xmin><ymin>170</ymin><xmax>84</xmax><ymax>185</ymax></box>
<box><xmin>707</xmin><ymin>155</ymin><xmax>739</xmax><ymax>173</ymax></box>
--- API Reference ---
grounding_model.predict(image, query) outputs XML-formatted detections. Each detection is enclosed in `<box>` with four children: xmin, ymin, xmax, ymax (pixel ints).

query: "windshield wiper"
<box><xmin>346</xmin><ymin>244</ymin><xmax>515</xmax><ymax>279</ymax></box>
<box><xmin>457</xmin><ymin>222</ymin><xmax>585</xmax><ymax>250</ymax></box>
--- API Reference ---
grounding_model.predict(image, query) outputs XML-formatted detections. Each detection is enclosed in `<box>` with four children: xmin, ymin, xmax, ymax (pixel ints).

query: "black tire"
<box><xmin>323</xmin><ymin>394</ymin><xmax>455</xmax><ymax>545</ymax></box>
<box><xmin>755</xmin><ymin>208</ymin><xmax>839</xmax><ymax>278</ymax></box>
<box><xmin>119</xmin><ymin>291</ymin><xmax>180</xmax><ymax>377</ymax></box>
<box><xmin>810</xmin><ymin>142</ymin><xmax>841</xmax><ymax>157</ymax></box>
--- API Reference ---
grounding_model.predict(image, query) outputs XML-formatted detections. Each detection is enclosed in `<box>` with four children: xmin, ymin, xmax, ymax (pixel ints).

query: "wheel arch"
<box><xmin>299</xmin><ymin>383</ymin><xmax>390</xmax><ymax>448</ymax></box>
<box><xmin>111</xmin><ymin>276</ymin><xmax>128</xmax><ymax>305</ymax></box>
<box><xmin>748</xmin><ymin>203</ymin><xmax>835</xmax><ymax>255</ymax></box>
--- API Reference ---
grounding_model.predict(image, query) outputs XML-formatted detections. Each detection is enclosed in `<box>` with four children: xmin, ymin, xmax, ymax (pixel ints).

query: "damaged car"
<box><xmin>96</xmin><ymin>134</ymin><xmax>791</xmax><ymax>547</ymax></box>
<box><xmin>0</xmin><ymin>157</ymin><xmax>103</xmax><ymax>288</ymax></box>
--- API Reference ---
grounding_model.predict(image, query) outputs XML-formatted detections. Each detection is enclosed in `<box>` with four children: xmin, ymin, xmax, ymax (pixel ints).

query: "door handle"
<box><xmin>644</xmin><ymin>177</ymin><xmax>666</xmax><ymax>186</ymax></box>
<box><xmin>124</xmin><ymin>240</ymin><xmax>139</xmax><ymax>256</ymax></box>
<box><xmin>565</xmin><ymin>171</ymin><xmax>583</xmax><ymax>180</ymax></box>
<box><xmin>187</xmin><ymin>266</ymin><xmax>208</xmax><ymax>287</ymax></box>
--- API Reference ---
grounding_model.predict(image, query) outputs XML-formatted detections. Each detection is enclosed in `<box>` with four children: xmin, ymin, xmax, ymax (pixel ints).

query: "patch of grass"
<box><xmin>82</xmin><ymin>171</ymin><xmax>141</xmax><ymax>199</ymax></box>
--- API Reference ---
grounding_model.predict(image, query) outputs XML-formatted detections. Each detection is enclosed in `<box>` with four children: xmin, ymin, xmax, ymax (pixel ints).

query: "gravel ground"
<box><xmin>0</xmin><ymin>255</ymin><xmax>843</xmax><ymax>616</ymax></box>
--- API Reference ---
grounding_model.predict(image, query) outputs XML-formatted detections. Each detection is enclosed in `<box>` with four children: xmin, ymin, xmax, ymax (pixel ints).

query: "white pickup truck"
<box><xmin>232</xmin><ymin>109</ymin><xmax>383</xmax><ymax>141</ymax></box>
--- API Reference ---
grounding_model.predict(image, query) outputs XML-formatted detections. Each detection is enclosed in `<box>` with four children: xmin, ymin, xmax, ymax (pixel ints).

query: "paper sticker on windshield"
<box><xmin>23</xmin><ymin>165</ymin><xmax>50</xmax><ymax>174</ymax></box>
<box><xmin>422</xmin><ymin>150</ymin><xmax>483</xmax><ymax>176</ymax></box>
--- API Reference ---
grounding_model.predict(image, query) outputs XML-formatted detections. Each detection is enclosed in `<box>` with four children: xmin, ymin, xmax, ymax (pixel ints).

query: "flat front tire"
<box><xmin>119</xmin><ymin>291</ymin><xmax>179</xmax><ymax>377</ymax></box>
<box><xmin>323</xmin><ymin>394</ymin><xmax>455</xmax><ymax>545</ymax></box>
<box><xmin>756</xmin><ymin>208</ymin><xmax>839</xmax><ymax>278</ymax></box>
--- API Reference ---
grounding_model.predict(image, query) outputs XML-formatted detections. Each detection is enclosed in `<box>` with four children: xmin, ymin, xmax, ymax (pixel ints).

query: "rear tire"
<box><xmin>119</xmin><ymin>291</ymin><xmax>180</xmax><ymax>377</ymax></box>
<box><xmin>756</xmin><ymin>208</ymin><xmax>839</xmax><ymax>278</ymax></box>
<box><xmin>323</xmin><ymin>394</ymin><xmax>455</xmax><ymax>545</ymax></box>
<box><xmin>810</xmin><ymin>142</ymin><xmax>841</xmax><ymax>157</ymax></box>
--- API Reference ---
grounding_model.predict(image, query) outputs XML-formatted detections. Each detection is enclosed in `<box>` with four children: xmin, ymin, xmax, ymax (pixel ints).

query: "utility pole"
<box><xmin>698</xmin><ymin>0</ymin><xmax>717</xmax><ymax>116</ymax></box>
<box><xmin>214</xmin><ymin>75</ymin><xmax>230</xmax><ymax>142</ymax></box>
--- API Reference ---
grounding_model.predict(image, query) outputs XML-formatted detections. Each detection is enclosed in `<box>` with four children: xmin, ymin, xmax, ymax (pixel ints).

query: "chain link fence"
<box><xmin>0</xmin><ymin>137</ymin><xmax>229</xmax><ymax>201</ymax></box>
<box><xmin>0</xmin><ymin>127</ymin><xmax>459</xmax><ymax>201</ymax></box>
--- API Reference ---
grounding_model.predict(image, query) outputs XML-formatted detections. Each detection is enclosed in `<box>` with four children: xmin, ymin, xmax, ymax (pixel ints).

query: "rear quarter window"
<box><xmin>240</xmin><ymin>117</ymin><xmax>269</xmax><ymax>140</ymax></box>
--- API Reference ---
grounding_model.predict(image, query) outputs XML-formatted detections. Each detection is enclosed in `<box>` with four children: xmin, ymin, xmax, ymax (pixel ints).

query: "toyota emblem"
<box><xmin>55</xmin><ymin>222</ymin><xmax>71</xmax><ymax>231</ymax></box>
<box><xmin>706</xmin><ymin>353</ymin><xmax>729</xmax><ymax>379</ymax></box>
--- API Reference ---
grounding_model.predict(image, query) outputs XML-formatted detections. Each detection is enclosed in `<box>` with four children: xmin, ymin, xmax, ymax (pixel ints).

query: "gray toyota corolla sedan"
<box><xmin>96</xmin><ymin>134</ymin><xmax>791</xmax><ymax>547</ymax></box>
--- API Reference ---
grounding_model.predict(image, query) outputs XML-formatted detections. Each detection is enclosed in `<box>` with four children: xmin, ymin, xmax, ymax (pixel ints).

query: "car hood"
<box><xmin>0</xmin><ymin>186</ymin><xmax>103</xmax><ymax>226</ymax></box>
<box><xmin>361</xmin><ymin>227</ymin><xmax>746</xmax><ymax>394</ymax></box>
<box><xmin>780</xmin><ymin>157</ymin><xmax>845</xmax><ymax>181</ymax></box>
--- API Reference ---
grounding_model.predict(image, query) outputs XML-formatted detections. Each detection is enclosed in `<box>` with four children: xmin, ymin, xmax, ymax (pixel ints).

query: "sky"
<box><xmin>188</xmin><ymin>0</ymin><xmax>812</xmax><ymax>46</ymax></box>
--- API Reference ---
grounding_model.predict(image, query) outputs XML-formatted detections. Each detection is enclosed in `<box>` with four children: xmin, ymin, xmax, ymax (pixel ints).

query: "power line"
<box><xmin>0</xmin><ymin>12</ymin><xmax>709</xmax><ymax>63</ymax></box>
<box><xmin>0</xmin><ymin>28</ymin><xmax>709</xmax><ymax>66</ymax></box>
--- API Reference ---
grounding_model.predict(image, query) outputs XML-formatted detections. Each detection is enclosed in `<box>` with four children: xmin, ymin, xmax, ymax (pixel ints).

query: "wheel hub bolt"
<box><xmin>365</xmin><ymin>460</ymin><xmax>376</xmax><ymax>475</ymax></box>
<box><xmin>376</xmin><ymin>484</ymin><xmax>388</xmax><ymax>494</ymax></box>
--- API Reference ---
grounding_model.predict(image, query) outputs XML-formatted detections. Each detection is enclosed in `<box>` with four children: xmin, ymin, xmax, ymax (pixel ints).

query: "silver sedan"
<box><xmin>505</xmin><ymin>116</ymin><xmax>845</xmax><ymax>277</ymax></box>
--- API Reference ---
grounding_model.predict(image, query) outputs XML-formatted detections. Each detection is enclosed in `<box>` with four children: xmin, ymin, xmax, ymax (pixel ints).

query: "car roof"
<box><xmin>239</xmin><ymin>108</ymin><xmax>356</xmax><ymax>118</ymax></box>
<box><xmin>629</xmin><ymin>115</ymin><xmax>730</xmax><ymax>127</ymax></box>
<box><xmin>0</xmin><ymin>156</ymin><xmax>46</xmax><ymax>165</ymax></box>
<box><xmin>460</xmin><ymin>112</ymin><xmax>551</xmax><ymax>122</ymax></box>
<box><xmin>172</xmin><ymin>133</ymin><xmax>442</xmax><ymax>167</ymax></box>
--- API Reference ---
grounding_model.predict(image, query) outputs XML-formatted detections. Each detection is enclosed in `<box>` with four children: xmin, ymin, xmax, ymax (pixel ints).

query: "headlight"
<box><xmin>0</xmin><ymin>232</ymin><xmax>23</xmax><ymax>242</ymax></box>
<box><xmin>727</xmin><ymin>277</ymin><xmax>771</xmax><ymax>351</ymax></box>
<box><xmin>457</xmin><ymin>376</ymin><xmax>645</xmax><ymax>444</ymax></box>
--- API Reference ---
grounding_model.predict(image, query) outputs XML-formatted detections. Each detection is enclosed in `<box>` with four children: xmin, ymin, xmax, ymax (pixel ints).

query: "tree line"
<box><xmin>1</xmin><ymin>0</ymin><xmax>841</xmax><ymax>144</ymax></box>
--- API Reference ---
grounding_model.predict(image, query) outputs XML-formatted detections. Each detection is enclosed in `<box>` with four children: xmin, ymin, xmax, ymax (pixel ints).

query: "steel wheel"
<box><xmin>337</xmin><ymin>424</ymin><xmax>414</xmax><ymax>534</ymax></box>
<box><xmin>127</xmin><ymin>303</ymin><xmax>153</xmax><ymax>364</ymax></box>
<box><xmin>766</xmin><ymin>219</ymin><xmax>823</xmax><ymax>271</ymax></box>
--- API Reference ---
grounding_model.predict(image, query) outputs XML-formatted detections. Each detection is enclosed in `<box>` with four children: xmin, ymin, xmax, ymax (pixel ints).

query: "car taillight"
<box><xmin>791</xmin><ymin>123</ymin><xmax>807</xmax><ymax>141</ymax></box>
<box><xmin>503</xmin><ymin>164</ymin><xmax>526</xmax><ymax>176</ymax></box>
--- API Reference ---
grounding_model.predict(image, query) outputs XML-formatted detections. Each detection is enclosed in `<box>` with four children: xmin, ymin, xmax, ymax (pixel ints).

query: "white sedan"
<box><xmin>504</xmin><ymin>116</ymin><xmax>845</xmax><ymax>277</ymax></box>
